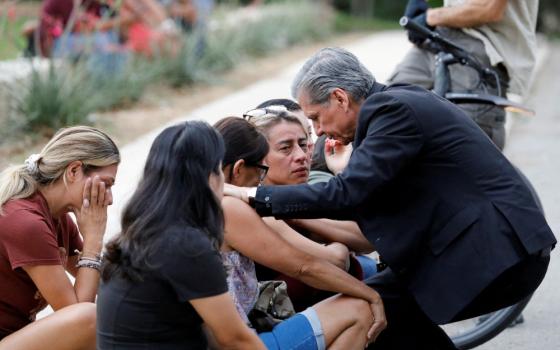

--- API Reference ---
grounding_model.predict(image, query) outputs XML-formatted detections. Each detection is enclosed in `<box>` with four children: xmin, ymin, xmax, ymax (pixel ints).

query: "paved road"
<box><xmin>473</xmin><ymin>42</ymin><xmax>560</xmax><ymax>350</ymax></box>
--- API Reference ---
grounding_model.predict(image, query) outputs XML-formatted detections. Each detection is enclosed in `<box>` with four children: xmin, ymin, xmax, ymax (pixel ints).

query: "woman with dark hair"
<box><xmin>97</xmin><ymin>121</ymin><xmax>264</xmax><ymax>349</ymax></box>
<box><xmin>214</xmin><ymin>117</ymin><xmax>382</xmax><ymax>350</ymax></box>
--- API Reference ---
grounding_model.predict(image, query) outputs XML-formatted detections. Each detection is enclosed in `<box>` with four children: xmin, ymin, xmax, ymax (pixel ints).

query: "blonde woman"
<box><xmin>0</xmin><ymin>126</ymin><xmax>120</xmax><ymax>350</ymax></box>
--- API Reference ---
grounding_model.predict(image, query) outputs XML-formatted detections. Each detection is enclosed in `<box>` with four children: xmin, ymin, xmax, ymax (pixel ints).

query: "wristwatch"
<box><xmin>247</xmin><ymin>187</ymin><xmax>257</xmax><ymax>208</ymax></box>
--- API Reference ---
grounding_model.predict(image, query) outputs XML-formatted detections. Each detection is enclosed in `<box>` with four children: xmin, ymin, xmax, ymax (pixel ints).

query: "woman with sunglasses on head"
<box><xmin>0</xmin><ymin>126</ymin><xmax>120</xmax><ymax>350</ymax></box>
<box><xmin>214</xmin><ymin>116</ymin><xmax>383</xmax><ymax>350</ymax></box>
<box><xmin>97</xmin><ymin>121</ymin><xmax>264</xmax><ymax>350</ymax></box>
<box><xmin>247</xmin><ymin>104</ymin><xmax>377</xmax><ymax>279</ymax></box>
<box><xmin>216</xmin><ymin>115</ymin><xmax>351</xmax><ymax>271</ymax></box>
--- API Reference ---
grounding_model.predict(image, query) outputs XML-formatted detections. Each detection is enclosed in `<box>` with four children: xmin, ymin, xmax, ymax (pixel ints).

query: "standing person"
<box><xmin>225</xmin><ymin>47</ymin><xmax>556</xmax><ymax>349</ymax></box>
<box><xmin>97</xmin><ymin>121</ymin><xmax>265</xmax><ymax>350</ymax></box>
<box><xmin>0</xmin><ymin>126</ymin><xmax>120</xmax><ymax>350</ymax></box>
<box><xmin>389</xmin><ymin>0</ymin><xmax>539</xmax><ymax>150</ymax></box>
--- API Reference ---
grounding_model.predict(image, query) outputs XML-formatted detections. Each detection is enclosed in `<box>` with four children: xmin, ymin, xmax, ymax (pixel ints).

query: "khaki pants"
<box><xmin>388</xmin><ymin>27</ymin><xmax>509</xmax><ymax>150</ymax></box>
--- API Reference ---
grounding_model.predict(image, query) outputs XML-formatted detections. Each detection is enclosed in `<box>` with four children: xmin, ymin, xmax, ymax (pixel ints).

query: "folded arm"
<box><xmin>223</xmin><ymin>197</ymin><xmax>377</xmax><ymax>303</ymax></box>
<box><xmin>191</xmin><ymin>293</ymin><xmax>265</xmax><ymax>350</ymax></box>
<box><xmin>288</xmin><ymin>218</ymin><xmax>374</xmax><ymax>253</ymax></box>
<box><xmin>427</xmin><ymin>0</ymin><xmax>508</xmax><ymax>28</ymax></box>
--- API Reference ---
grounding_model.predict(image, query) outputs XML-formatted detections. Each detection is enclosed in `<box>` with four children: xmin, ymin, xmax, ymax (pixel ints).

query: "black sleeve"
<box><xmin>161</xmin><ymin>229</ymin><xmax>228</xmax><ymax>302</ymax></box>
<box><xmin>254</xmin><ymin>94</ymin><xmax>424</xmax><ymax>219</ymax></box>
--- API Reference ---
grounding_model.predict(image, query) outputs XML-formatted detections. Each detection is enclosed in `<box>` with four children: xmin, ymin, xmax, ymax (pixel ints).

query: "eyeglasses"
<box><xmin>243</xmin><ymin>105</ymin><xmax>288</xmax><ymax>121</ymax></box>
<box><xmin>247</xmin><ymin>162</ymin><xmax>269</xmax><ymax>183</ymax></box>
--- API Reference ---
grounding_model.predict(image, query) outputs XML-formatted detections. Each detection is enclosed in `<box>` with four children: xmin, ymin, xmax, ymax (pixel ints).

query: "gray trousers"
<box><xmin>388</xmin><ymin>28</ymin><xmax>509</xmax><ymax>150</ymax></box>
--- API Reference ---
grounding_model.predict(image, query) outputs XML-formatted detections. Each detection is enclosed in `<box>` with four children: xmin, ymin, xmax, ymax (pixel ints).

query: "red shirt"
<box><xmin>0</xmin><ymin>192</ymin><xmax>82</xmax><ymax>337</ymax></box>
<box><xmin>38</xmin><ymin>0</ymin><xmax>104</xmax><ymax>56</ymax></box>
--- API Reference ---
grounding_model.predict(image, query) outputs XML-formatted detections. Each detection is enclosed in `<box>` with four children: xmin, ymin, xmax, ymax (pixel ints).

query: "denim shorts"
<box><xmin>259</xmin><ymin>307</ymin><xmax>326</xmax><ymax>350</ymax></box>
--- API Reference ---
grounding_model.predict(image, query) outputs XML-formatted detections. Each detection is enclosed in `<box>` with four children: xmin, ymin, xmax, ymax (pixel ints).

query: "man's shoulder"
<box><xmin>364</xmin><ymin>83</ymin><xmax>436</xmax><ymax>107</ymax></box>
<box><xmin>360</xmin><ymin>84</ymin><xmax>433</xmax><ymax>122</ymax></box>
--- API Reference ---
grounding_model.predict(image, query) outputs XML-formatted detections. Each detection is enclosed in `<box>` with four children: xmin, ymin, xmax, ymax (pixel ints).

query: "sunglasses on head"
<box><xmin>243</xmin><ymin>105</ymin><xmax>288</xmax><ymax>121</ymax></box>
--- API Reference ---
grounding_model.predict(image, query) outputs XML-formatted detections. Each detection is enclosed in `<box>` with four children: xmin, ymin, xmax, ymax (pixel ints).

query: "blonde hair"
<box><xmin>0</xmin><ymin>126</ymin><xmax>120</xmax><ymax>214</ymax></box>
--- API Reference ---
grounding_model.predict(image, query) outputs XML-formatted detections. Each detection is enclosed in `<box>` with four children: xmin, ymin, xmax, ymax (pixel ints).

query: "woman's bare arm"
<box><xmin>191</xmin><ymin>293</ymin><xmax>266</xmax><ymax>350</ymax></box>
<box><xmin>287</xmin><ymin>218</ymin><xmax>374</xmax><ymax>253</ymax></box>
<box><xmin>263</xmin><ymin>217</ymin><xmax>349</xmax><ymax>269</ymax></box>
<box><xmin>427</xmin><ymin>0</ymin><xmax>508</xmax><ymax>28</ymax></box>
<box><xmin>222</xmin><ymin>197</ymin><xmax>377</xmax><ymax>303</ymax></box>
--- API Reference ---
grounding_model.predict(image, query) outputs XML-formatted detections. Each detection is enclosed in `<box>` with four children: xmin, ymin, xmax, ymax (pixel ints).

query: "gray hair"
<box><xmin>291</xmin><ymin>47</ymin><xmax>375</xmax><ymax>105</ymax></box>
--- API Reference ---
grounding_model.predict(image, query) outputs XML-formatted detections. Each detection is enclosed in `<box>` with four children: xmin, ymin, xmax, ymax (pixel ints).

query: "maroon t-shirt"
<box><xmin>38</xmin><ymin>0</ymin><xmax>103</xmax><ymax>55</ymax></box>
<box><xmin>0</xmin><ymin>192</ymin><xmax>82</xmax><ymax>337</ymax></box>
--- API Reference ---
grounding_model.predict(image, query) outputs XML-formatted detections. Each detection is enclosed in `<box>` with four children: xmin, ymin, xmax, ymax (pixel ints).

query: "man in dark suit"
<box><xmin>226</xmin><ymin>47</ymin><xmax>555</xmax><ymax>348</ymax></box>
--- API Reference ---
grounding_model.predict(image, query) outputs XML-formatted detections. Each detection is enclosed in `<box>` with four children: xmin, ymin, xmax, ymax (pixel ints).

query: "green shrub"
<box><xmin>157</xmin><ymin>1</ymin><xmax>332</xmax><ymax>87</ymax></box>
<box><xmin>17</xmin><ymin>62</ymin><xmax>104</xmax><ymax>130</ymax></box>
<box><xmin>14</xmin><ymin>1</ymin><xmax>334</xmax><ymax>130</ymax></box>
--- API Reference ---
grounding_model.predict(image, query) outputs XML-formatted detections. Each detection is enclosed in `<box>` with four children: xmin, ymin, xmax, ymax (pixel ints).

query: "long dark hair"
<box><xmin>103</xmin><ymin>121</ymin><xmax>225</xmax><ymax>282</ymax></box>
<box><xmin>213</xmin><ymin>117</ymin><xmax>269</xmax><ymax>170</ymax></box>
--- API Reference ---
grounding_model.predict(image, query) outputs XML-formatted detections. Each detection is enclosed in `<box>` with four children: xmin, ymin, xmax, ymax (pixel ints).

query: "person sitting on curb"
<box><xmin>253</xmin><ymin>100</ymin><xmax>378</xmax><ymax>281</ymax></box>
<box><xmin>97</xmin><ymin>121</ymin><xmax>265</xmax><ymax>349</ymax></box>
<box><xmin>0</xmin><ymin>126</ymin><xmax>120</xmax><ymax>350</ymax></box>
<box><xmin>214</xmin><ymin>116</ymin><xmax>383</xmax><ymax>349</ymax></box>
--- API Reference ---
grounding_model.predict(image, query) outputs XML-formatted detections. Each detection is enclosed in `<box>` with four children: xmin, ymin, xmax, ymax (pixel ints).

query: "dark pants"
<box><xmin>365</xmin><ymin>250</ymin><xmax>550</xmax><ymax>349</ymax></box>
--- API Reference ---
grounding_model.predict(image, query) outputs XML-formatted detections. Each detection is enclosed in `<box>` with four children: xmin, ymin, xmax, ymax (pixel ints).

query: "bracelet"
<box><xmin>74</xmin><ymin>249</ymin><xmax>102</xmax><ymax>261</ymax></box>
<box><xmin>76</xmin><ymin>258</ymin><xmax>102</xmax><ymax>272</ymax></box>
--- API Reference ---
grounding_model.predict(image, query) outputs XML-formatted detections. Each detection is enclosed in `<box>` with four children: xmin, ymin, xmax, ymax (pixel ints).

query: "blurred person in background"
<box><xmin>389</xmin><ymin>0</ymin><xmax>540</xmax><ymax>150</ymax></box>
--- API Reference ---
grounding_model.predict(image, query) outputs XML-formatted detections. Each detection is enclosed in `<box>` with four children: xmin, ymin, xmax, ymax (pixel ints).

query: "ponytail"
<box><xmin>0</xmin><ymin>164</ymin><xmax>38</xmax><ymax>215</ymax></box>
<box><xmin>0</xmin><ymin>126</ymin><xmax>120</xmax><ymax>215</ymax></box>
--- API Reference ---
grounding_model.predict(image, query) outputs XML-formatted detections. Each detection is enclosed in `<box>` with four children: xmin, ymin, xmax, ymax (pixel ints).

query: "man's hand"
<box><xmin>404</xmin><ymin>0</ymin><xmax>435</xmax><ymax>46</ymax></box>
<box><xmin>324</xmin><ymin>138</ymin><xmax>353</xmax><ymax>175</ymax></box>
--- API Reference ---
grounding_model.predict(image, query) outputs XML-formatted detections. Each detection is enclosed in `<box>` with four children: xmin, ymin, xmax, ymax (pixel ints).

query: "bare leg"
<box><xmin>313</xmin><ymin>294</ymin><xmax>373</xmax><ymax>350</ymax></box>
<box><xmin>0</xmin><ymin>302</ymin><xmax>96</xmax><ymax>350</ymax></box>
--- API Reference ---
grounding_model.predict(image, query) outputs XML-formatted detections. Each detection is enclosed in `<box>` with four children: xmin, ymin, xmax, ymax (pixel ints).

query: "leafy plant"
<box><xmin>12</xmin><ymin>1</ymin><xmax>335</xmax><ymax>131</ymax></box>
<box><xmin>17</xmin><ymin>61</ymin><xmax>104</xmax><ymax>130</ymax></box>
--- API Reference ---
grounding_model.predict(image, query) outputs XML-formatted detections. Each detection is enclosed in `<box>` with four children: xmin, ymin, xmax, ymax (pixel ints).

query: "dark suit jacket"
<box><xmin>254</xmin><ymin>82</ymin><xmax>556</xmax><ymax>323</ymax></box>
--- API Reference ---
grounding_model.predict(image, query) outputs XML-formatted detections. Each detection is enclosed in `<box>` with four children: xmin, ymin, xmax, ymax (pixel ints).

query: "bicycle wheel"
<box><xmin>443</xmin><ymin>168</ymin><xmax>542</xmax><ymax>349</ymax></box>
<box><xmin>442</xmin><ymin>295</ymin><xmax>531</xmax><ymax>349</ymax></box>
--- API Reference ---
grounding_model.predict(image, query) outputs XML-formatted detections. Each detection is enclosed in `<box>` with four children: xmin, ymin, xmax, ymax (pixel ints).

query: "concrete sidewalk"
<box><xmin>105</xmin><ymin>30</ymin><xmax>412</xmax><ymax>239</ymax></box>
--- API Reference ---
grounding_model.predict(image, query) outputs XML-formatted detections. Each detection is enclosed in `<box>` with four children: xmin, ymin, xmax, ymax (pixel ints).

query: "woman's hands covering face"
<box><xmin>73</xmin><ymin>176</ymin><xmax>111</xmax><ymax>244</ymax></box>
